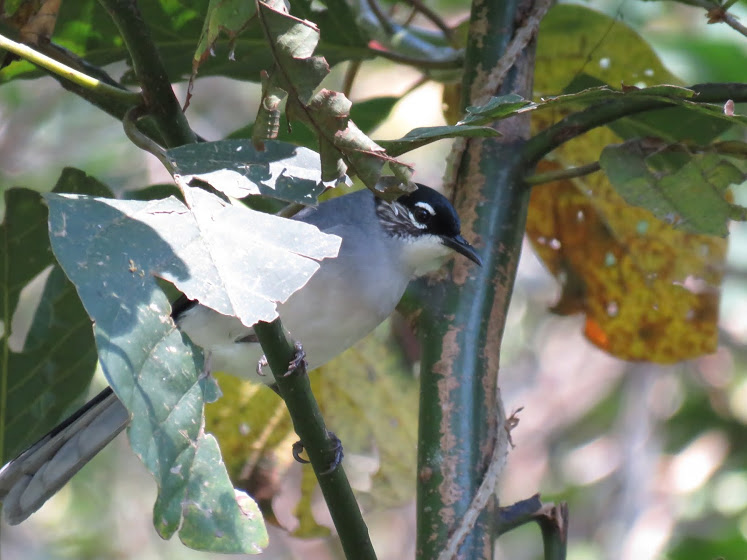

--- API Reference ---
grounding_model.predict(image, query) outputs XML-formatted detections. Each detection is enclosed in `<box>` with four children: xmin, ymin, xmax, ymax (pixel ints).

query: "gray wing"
<box><xmin>0</xmin><ymin>388</ymin><xmax>130</xmax><ymax>524</ymax></box>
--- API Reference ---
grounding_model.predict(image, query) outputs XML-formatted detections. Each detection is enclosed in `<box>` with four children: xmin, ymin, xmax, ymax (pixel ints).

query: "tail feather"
<box><xmin>0</xmin><ymin>388</ymin><xmax>130</xmax><ymax>524</ymax></box>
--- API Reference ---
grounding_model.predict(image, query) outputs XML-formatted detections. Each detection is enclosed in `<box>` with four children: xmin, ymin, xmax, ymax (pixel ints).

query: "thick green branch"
<box><xmin>415</xmin><ymin>0</ymin><xmax>537</xmax><ymax>558</ymax></box>
<box><xmin>521</xmin><ymin>82</ymin><xmax>747</xmax><ymax>173</ymax></box>
<box><xmin>252</xmin><ymin>320</ymin><xmax>376</xmax><ymax>560</ymax></box>
<box><xmin>98</xmin><ymin>0</ymin><xmax>196</xmax><ymax>148</ymax></box>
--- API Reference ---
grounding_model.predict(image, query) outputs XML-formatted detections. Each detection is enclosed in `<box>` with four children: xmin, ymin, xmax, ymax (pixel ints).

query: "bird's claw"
<box><xmin>283</xmin><ymin>341</ymin><xmax>306</xmax><ymax>377</ymax></box>
<box><xmin>291</xmin><ymin>431</ymin><xmax>344</xmax><ymax>474</ymax></box>
<box><xmin>256</xmin><ymin>355</ymin><xmax>268</xmax><ymax>377</ymax></box>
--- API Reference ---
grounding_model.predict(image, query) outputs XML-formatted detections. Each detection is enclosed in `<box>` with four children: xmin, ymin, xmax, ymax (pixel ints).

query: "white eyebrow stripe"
<box><xmin>414</xmin><ymin>201</ymin><xmax>436</xmax><ymax>215</ymax></box>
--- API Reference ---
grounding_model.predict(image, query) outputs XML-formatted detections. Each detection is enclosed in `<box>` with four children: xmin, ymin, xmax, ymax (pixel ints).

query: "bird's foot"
<box><xmin>292</xmin><ymin>431</ymin><xmax>344</xmax><ymax>474</ymax></box>
<box><xmin>256</xmin><ymin>355</ymin><xmax>268</xmax><ymax>377</ymax></box>
<box><xmin>283</xmin><ymin>341</ymin><xmax>306</xmax><ymax>377</ymax></box>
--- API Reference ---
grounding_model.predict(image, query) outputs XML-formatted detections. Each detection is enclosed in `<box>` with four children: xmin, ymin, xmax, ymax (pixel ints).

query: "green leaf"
<box><xmin>536</xmin><ymin>4</ymin><xmax>676</xmax><ymax>95</ymax></box>
<box><xmin>0</xmin><ymin>168</ymin><xmax>109</xmax><ymax>462</ymax></box>
<box><xmin>177</xmin><ymin>437</ymin><xmax>268</xmax><ymax>552</ymax></box>
<box><xmin>378</xmin><ymin>124</ymin><xmax>501</xmax><ymax>157</ymax></box>
<box><xmin>600</xmin><ymin>143</ymin><xmax>745</xmax><ymax>236</ymax></box>
<box><xmin>45</xmin><ymin>190</ymin><xmax>280</xmax><ymax>552</ymax></box>
<box><xmin>293</xmin><ymin>0</ymin><xmax>367</xmax><ymax>52</ymax></box>
<box><xmin>166</xmin><ymin>140</ymin><xmax>331</xmax><ymax>204</ymax></box>
<box><xmin>459</xmin><ymin>94</ymin><xmax>534</xmax><ymax>126</ymax></box>
<box><xmin>0</xmin><ymin>0</ymin><xmax>371</xmax><ymax>85</ymax></box>
<box><xmin>193</xmin><ymin>0</ymin><xmax>257</xmax><ymax>73</ymax></box>
<box><xmin>534</xmin><ymin>7</ymin><xmax>740</xmax><ymax>145</ymax></box>
<box><xmin>47</xmin><ymin>188</ymin><xmax>340</xmax><ymax>329</ymax></box>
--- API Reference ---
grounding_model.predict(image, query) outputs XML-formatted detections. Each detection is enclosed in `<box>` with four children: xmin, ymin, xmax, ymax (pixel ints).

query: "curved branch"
<box><xmin>521</xmin><ymin>82</ymin><xmax>747</xmax><ymax>173</ymax></box>
<box><xmin>98</xmin><ymin>0</ymin><xmax>196</xmax><ymax>148</ymax></box>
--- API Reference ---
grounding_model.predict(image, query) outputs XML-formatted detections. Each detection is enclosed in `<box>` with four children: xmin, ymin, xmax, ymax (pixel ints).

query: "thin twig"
<box><xmin>536</xmin><ymin>503</ymin><xmax>569</xmax><ymax>560</ymax></box>
<box><xmin>0</xmin><ymin>31</ymin><xmax>141</xmax><ymax>105</ymax></box>
<box><xmin>524</xmin><ymin>162</ymin><xmax>602</xmax><ymax>185</ymax></box>
<box><xmin>122</xmin><ymin>106</ymin><xmax>174</xmax><ymax>172</ymax></box>
<box><xmin>520</xmin><ymin>82</ymin><xmax>747</xmax><ymax>172</ymax></box>
<box><xmin>342</xmin><ymin>60</ymin><xmax>362</xmax><ymax>98</ymax></box>
<box><xmin>401</xmin><ymin>0</ymin><xmax>456</xmax><ymax>45</ymax></box>
<box><xmin>365</xmin><ymin>0</ymin><xmax>395</xmax><ymax>34</ymax></box>
<box><xmin>667</xmin><ymin>0</ymin><xmax>747</xmax><ymax>37</ymax></box>
<box><xmin>368</xmin><ymin>45</ymin><xmax>463</xmax><ymax>69</ymax></box>
<box><xmin>493</xmin><ymin>495</ymin><xmax>569</xmax><ymax>559</ymax></box>
<box><xmin>252</xmin><ymin>320</ymin><xmax>377</xmax><ymax>560</ymax></box>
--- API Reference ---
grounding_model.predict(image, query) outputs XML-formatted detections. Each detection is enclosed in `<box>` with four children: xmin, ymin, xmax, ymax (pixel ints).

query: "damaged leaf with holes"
<box><xmin>253</xmin><ymin>0</ymin><xmax>412</xmax><ymax>193</ymax></box>
<box><xmin>527</xmin><ymin>156</ymin><xmax>725</xmax><ymax>363</ymax></box>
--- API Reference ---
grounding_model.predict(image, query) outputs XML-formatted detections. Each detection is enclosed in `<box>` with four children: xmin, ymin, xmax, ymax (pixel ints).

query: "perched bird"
<box><xmin>0</xmin><ymin>183</ymin><xmax>481</xmax><ymax>524</ymax></box>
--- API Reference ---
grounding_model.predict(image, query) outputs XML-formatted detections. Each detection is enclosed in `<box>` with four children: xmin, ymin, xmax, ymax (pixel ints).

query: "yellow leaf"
<box><xmin>527</xmin><ymin>156</ymin><xmax>724</xmax><ymax>363</ymax></box>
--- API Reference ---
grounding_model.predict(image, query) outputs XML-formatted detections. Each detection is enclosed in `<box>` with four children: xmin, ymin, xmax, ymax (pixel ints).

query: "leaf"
<box><xmin>254</xmin><ymin>0</ymin><xmax>413</xmax><ymax>193</ymax></box>
<box><xmin>600</xmin><ymin>142</ymin><xmax>744</xmax><ymax>237</ymax></box>
<box><xmin>526</xmin><ymin>157</ymin><xmax>726</xmax><ymax>363</ymax></box>
<box><xmin>166</xmin><ymin>140</ymin><xmax>332</xmax><ymax>204</ymax></box>
<box><xmin>536</xmin><ymin>4</ymin><xmax>676</xmax><ymax>96</ymax></box>
<box><xmin>465</xmin><ymin>83</ymin><xmax>744</xmax><ymax>142</ymax></box>
<box><xmin>193</xmin><ymin>0</ymin><xmax>257</xmax><ymax>72</ymax></box>
<box><xmin>47</xmin><ymin>186</ymin><xmax>340</xmax><ymax>329</ymax></box>
<box><xmin>229</xmin><ymin>96</ymin><xmax>401</xmax><ymax>153</ymax></box>
<box><xmin>178</xmin><ymin>437</ymin><xmax>268</xmax><ymax>553</ymax></box>
<box><xmin>205</xmin><ymin>322</ymin><xmax>418</xmax><ymax>535</ymax></box>
<box><xmin>45</xmin><ymin>189</ymin><xmax>275</xmax><ymax>552</ymax></box>
<box><xmin>0</xmin><ymin>168</ymin><xmax>109</xmax><ymax>462</ymax></box>
<box><xmin>458</xmin><ymin>94</ymin><xmax>535</xmax><ymax>126</ymax></box>
<box><xmin>0</xmin><ymin>0</ymin><xmax>372</xmax><ymax>84</ymax></box>
<box><xmin>1</xmin><ymin>0</ymin><xmax>60</xmax><ymax>45</ymax></box>
<box><xmin>534</xmin><ymin>6</ymin><xmax>738</xmax><ymax>145</ymax></box>
<box><xmin>378</xmin><ymin>124</ymin><xmax>501</xmax><ymax>157</ymax></box>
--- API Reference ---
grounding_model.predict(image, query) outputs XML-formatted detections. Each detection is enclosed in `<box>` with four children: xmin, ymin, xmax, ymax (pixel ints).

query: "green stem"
<box><xmin>0</xmin><ymin>32</ymin><xmax>141</xmax><ymax>105</ymax></box>
<box><xmin>97</xmin><ymin>0</ymin><xmax>196</xmax><ymax>148</ymax></box>
<box><xmin>537</xmin><ymin>503</ymin><xmax>569</xmax><ymax>560</ymax></box>
<box><xmin>524</xmin><ymin>161</ymin><xmax>601</xmax><ymax>185</ymax></box>
<box><xmin>415</xmin><ymin>0</ymin><xmax>536</xmax><ymax>557</ymax></box>
<box><xmin>253</xmin><ymin>320</ymin><xmax>377</xmax><ymax>560</ymax></box>
<box><xmin>368</xmin><ymin>46</ymin><xmax>464</xmax><ymax>70</ymax></box>
<box><xmin>521</xmin><ymin>82</ymin><xmax>747</xmax><ymax>173</ymax></box>
<box><xmin>495</xmin><ymin>496</ymin><xmax>568</xmax><ymax>560</ymax></box>
<box><xmin>122</xmin><ymin>106</ymin><xmax>174</xmax><ymax>172</ymax></box>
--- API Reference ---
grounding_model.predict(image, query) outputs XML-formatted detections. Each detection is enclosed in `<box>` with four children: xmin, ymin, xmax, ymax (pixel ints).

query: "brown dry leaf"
<box><xmin>527</xmin><ymin>155</ymin><xmax>725</xmax><ymax>363</ymax></box>
<box><xmin>3</xmin><ymin>0</ymin><xmax>60</xmax><ymax>44</ymax></box>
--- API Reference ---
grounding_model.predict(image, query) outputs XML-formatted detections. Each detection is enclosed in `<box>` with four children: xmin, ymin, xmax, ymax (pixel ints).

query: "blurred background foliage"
<box><xmin>0</xmin><ymin>0</ymin><xmax>746</xmax><ymax>558</ymax></box>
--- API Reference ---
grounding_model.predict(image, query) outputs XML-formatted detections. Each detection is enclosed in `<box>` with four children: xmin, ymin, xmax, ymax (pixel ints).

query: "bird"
<box><xmin>0</xmin><ymin>183</ymin><xmax>482</xmax><ymax>525</ymax></box>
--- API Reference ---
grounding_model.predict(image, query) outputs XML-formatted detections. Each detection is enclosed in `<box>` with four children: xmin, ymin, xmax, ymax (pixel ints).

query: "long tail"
<box><xmin>0</xmin><ymin>388</ymin><xmax>130</xmax><ymax>524</ymax></box>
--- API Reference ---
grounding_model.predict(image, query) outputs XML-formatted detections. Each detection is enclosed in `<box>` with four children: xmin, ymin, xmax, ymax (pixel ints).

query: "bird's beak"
<box><xmin>443</xmin><ymin>234</ymin><xmax>483</xmax><ymax>267</ymax></box>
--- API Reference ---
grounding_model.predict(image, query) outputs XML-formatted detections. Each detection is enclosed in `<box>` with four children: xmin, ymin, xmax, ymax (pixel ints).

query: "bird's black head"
<box><xmin>375</xmin><ymin>184</ymin><xmax>482</xmax><ymax>272</ymax></box>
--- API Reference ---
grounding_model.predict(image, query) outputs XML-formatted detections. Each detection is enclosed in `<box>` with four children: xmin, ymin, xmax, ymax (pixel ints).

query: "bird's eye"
<box><xmin>412</xmin><ymin>207</ymin><xmax>432</xmax><ymax>224</ymax></box>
